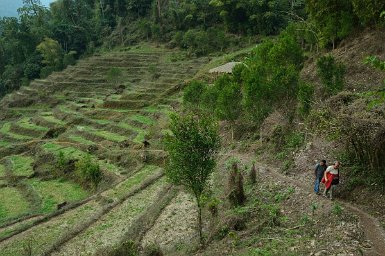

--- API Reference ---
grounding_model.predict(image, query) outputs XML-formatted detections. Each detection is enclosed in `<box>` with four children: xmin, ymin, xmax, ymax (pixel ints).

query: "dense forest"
<box><xmin>1</xmin><ymin>0</ymin><xmax>383</xmax><ymax>98</ymax></box>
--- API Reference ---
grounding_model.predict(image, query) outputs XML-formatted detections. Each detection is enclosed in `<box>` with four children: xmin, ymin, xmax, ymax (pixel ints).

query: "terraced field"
<box><xmin>0</xmin><ymin>45</ymin><xmax>208</xmax><ymax>255</ymax></box>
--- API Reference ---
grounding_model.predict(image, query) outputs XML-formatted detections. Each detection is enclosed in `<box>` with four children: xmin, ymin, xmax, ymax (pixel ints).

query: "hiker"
<box><xmin>314</xmin><ymin>160</ymin><xmax>327</xmax><ymax>195</ymax></box>
<box><xmin>322</xmin><ymin>161</ymin><xmax>340</xmax><ymax>199</ymax></box>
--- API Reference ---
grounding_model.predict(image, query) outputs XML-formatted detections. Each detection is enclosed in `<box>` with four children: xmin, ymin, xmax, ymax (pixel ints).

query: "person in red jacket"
<box><xmin>322</xmin><ymin>161</ymin><xmax>340</xmax><ymax>199</ymax></box>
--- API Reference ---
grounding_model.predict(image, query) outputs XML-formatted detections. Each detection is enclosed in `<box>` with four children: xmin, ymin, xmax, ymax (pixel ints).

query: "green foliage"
<box><xmin>36</xmin><ymin>37</ymin><xmax>63</xmax><ymax>74</ymax></box>
<box><xmin>183</xmin><ymin>80</ymin><xmax>207</xmax><ymax>107</ymax></box>
<box><xmin>63</xmin><ymin>51</ymin><xmax>77</xmax><ymax>67</ymax></box>
<box><xmin>56</xmin><ymin>151</ymin><xmax>68</xmax><ymax>173</ymax></box>
<box><xmin>75</xmin><ymin>154</ymin><xmax>103</xmax><ymax>190</ymax></box>
<box><xmin>106</xmin><ymin>67</ymin><xmax>123</xmax><ymax>85</ymax></box>
<box><xmin>365</xmin><ymin>56</ymin><xmax>385</xmax><ymax>71</ymax></box>
<box><xmin>164</xmin><ymin>112</ymin><xmax>220</xmax><ymax>243</ymax></box>
<box><xmin>297</xmin><ymin>82</ymin><xmax>315</xmax><ymax>117</ymax></box>
<box><xmin>242</xmin><ymin>32</ymin><xmax>304</xmax><ymax>122</ymax></box>
<box><xmin>215</xmin><ymin>76</ymin><xmax>242</xmax><ymax>124</ymax></box>
<box><xmin>164</xmin><ymin>112</ymin><xmax>220</xmax><ymax>194</ymax></box>
<box><xmin>306</xmin><ymin>0</ymin><xmax>354</xmax><ymax>48</ymax></box>
<box><xmin>317</xmin><ymin>55</ymin><xmax>345</xmax><ymax>94</ymax></box>
<box><xmin>285</xmin><ymin>132</ymin><xmax>305</xmax><ymax>149</ymax></box>
<box><xmin>332</xmin><ymin>203</ymin><xmax>343</xmax><ymax>216</ymax></box>
<box><xmin>351</xmin><ymin>0</ymin><xmax>385</xmax><ymax>25</ymax></box>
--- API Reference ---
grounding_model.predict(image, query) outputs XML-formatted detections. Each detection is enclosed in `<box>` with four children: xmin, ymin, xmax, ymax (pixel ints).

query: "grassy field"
<box><xmin>0</xmin><ymin>187</ymin><xmax>30</xmax><ymax>224</ymax></box>
<box><xmin>27</xmin><ymin>179</ymin><xmax>89</xmax><ymax>214</ymax></box>
<box><xmin>8</xmin><ymin>155</ymin><xmax>34</xmax><ymax>177</ymax></box>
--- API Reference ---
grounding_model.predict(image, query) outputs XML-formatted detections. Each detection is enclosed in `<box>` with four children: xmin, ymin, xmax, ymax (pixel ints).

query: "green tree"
<box><xmin>183</xmin><ymin>80</ymin><xmax>207</xmax><ymax>108</ymax></box>
<box><xmin>164</xmin><ymin>112</ymin><xmax>220</xmax><ymax>244</ymax></box>
<box><xmin>306</xmin><ymin>0</ymin><xmax>354</xmax><ymax>49</ymax></box>
<box><xmin>242</xmin><ymin>31</ymin><xmax>304</xmax><ymax>122</ymax></box>
<box><xmin>351</xmin><ymin>0</ymin><xmax>385</xmax><ymax>25</ymax></box>
<box><xmin>36</xmin><ymin>37</ymin><xmax>63</xmax><ymax>73</ymax></box>
<box><xmin>215</xmin><ymin>78</ymin><xmax>242</xmax><ymax>140</ymax></box>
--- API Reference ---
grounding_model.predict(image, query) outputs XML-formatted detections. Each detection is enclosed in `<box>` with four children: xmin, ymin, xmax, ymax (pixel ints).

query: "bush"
<box><xmin>317</xmin><ymin>55</ymin><xmax>345</xmax><ymax>94</ymax></box>
<box><xmin>106</xmin><ymin>67</ymin><xmax>123</xmax><ymax>85</ymax></box>
<box><xmin>75</xmin><ymin>154</ymin><xmax>102</xmax><ymax>190</ymax></box>
<box><xmin>182</xmin><ymin>29</ymin><xmax>210</xmax><ymax>56</ymax></box>
<box><xmin>183</xmin><ymin>80</ymin><xmax>207</xmax><ymax>107</ymax></box>
<box><xmin>56</xmin><ymin>151</ymin><xmax>68</xmax><ymax>173</ymax></box>
<box><xmin>242</xmin><ymin>31</ymin><xmax>304</xmax><ymax>122</ymax></box>
<box><xmin>63</xmin><ymin>51</ymin><xmax>77</xmax><ymax>67</ymax></box>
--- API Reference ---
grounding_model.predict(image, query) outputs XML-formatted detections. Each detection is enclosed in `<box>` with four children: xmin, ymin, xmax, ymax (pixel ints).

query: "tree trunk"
<box><xmin>196</xmin><ymin>197</ymin><xmax>203</xmax><ymax>246</ymax></box>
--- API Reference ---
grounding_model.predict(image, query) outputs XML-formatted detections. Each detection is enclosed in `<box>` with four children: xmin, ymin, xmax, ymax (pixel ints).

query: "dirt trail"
<box><xmin>261</xmin><ymin>163</ymin><xmax>385</xmax><ymax>256</ymax></box>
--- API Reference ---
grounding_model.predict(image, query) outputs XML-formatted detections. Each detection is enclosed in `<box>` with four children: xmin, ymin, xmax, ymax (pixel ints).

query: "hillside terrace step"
<box><xmin>102</xmin><ymin>100</ymin><xmax>150</xmax><ymax>110</ymax></box>
<box><xmin>74</xmin><ymin>126</ymin><xmax>130</xmax><ymax>144</ymax></box>
<box><xmin>32</xmin><ymin>116</ymin><xmax>65</xmax><ymax>129</ymax></box>
<box><xmin>120</xmin><ymin>92</ymin><xmax>158</xmax><ymax>101</ymax></box>
<box><xmin>72</xmin><ymin>61</ymin><xmax>204</xmax><ymax>70</ymax></box>
<box><xmin>9</xmin><ymin>123</ymin><xmax>45</xmax><ymax>139</ymax></box>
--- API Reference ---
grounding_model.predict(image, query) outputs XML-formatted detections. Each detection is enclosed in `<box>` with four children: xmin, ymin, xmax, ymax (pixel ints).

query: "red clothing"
<box><xmin>321</xmin><ymin>172</ymin><xmax>339</xmax><ymax>190</ymax></box>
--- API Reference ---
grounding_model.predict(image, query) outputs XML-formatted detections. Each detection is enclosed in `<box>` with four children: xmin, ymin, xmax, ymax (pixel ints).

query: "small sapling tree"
<box><xmin>164</xmin><ymin>112</ymin><xmax>220</xmax><ymax>245</ymax></box>
<box><xmin>215</xmin><ymin>79</ymin><xmax>242</xmax><ymax>140</ymax></box>
<box><xmin>75</xmin><ymin>154</ymin><xmax>103</xmax><ymax>190</ymax></box>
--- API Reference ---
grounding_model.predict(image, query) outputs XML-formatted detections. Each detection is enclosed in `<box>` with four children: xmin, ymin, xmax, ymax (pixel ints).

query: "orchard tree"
<box><xmin>215</xmin><ymin>78</ymin><xmax>242</xmax><ymax>140</ymax></box>
<box><xmin>164</xmin><ymin>112</ymin><xmax>220</xmax><ymax>244</ymax></box>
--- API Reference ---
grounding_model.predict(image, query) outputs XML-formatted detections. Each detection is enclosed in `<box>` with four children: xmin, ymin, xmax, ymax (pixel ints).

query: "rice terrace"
<box><xmin>1</xmin><ymin>0</ymin><xmax>385</xmax><ymax>255</ymax></box>
<box><xmin>0</xmin><ymin>45</ymin><xmax>209</xmax><ymax>255</ymax></box>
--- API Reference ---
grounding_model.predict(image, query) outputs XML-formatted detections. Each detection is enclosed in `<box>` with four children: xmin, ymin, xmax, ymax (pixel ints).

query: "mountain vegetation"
<box><xmin>0</xmin><ymin>0</ymin><xmax>384</xmax><ymax>255</ymax></box>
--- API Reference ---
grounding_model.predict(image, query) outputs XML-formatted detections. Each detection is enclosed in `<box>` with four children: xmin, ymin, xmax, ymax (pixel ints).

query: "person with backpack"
<box><xmin>322</xmin><ymin>161</ymin><xmax>340</xmax><ymax>199</ymax></box>
<box><xmin>314</xmin><ymin>160</ymin><xmax>327</xmax><ymax>195</ymax></box>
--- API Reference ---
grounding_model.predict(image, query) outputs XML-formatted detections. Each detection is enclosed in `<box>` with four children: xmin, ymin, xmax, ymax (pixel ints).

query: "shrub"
<box><xmin>182</xmin><ymin>29</ymin><xmax>210</xmax><ymax>56</ymax></box>
<box><xmin>75</xmin><ymin>154</ymin><xmax>102</xmax><ymax>190</ymax></box>
<box><xmin>182</xmin><ymin>80</ymin><xmax>207</xmax><ymax>107</ymax></box>
<box><xmin>201</xmin><ymin>85</ymin><xmax>219</xmax><ymax>110</ymax></box>
<box><xmin>56</xmin><ymin>151</ymin><xmax>67</xmax><ymax>173</ymax></box>
<box><xmin>242</xmin><ymin>32</ymin><xmax>304</xmax><ymax>122</ymax></box>
<box><xmin>63</xmin><ymin>51</ymin><xmax>77</xmax><ymax>67</ymax></box>
<box><xmin>106</xmin><ymin>67</ymin><xmax>123</xmax><ymax>85</ymax></box>
<box><xmin>317</xmin><ymin>55</ymin><xmax>345</xmax><ymax>94</ymax></box>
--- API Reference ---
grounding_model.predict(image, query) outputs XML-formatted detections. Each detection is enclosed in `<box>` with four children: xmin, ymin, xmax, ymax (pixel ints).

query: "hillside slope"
<box><xmin>0</xmin><ymin>45</ymin><xmax>208</xmax><ymax>255</ymax></box>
